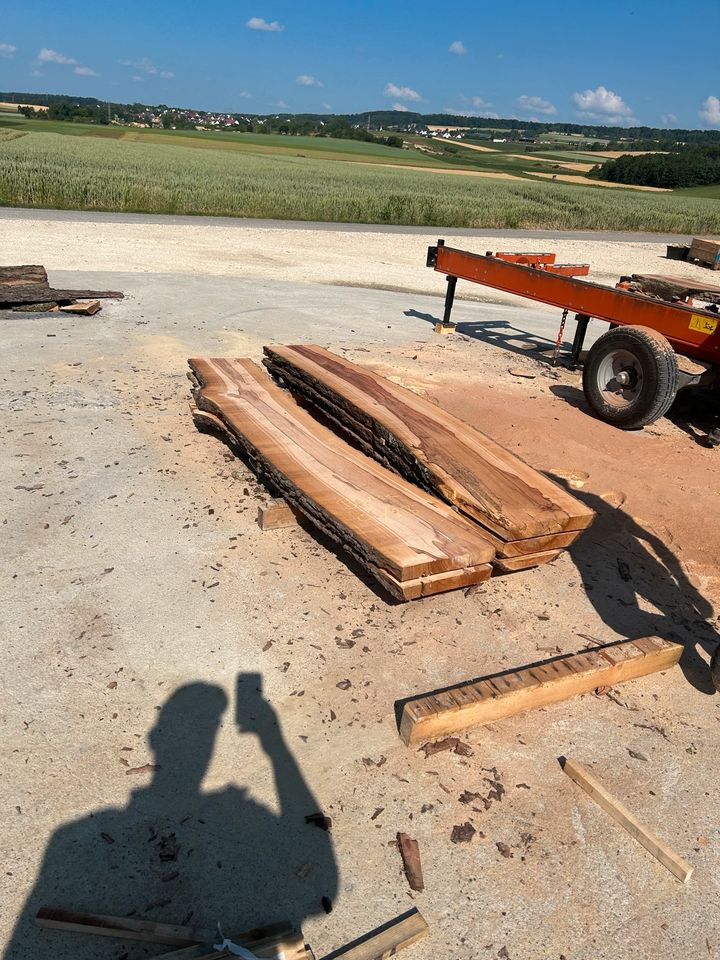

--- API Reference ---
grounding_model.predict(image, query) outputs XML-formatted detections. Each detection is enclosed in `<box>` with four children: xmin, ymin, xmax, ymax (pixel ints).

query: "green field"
<box><xmin>1</xmin><ymin>118</ymin><xmax>720</xmax><ymax>232</ymax></box>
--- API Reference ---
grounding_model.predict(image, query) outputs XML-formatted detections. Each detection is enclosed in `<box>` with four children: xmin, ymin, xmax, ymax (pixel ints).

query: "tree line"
<box><xmin>590</xmin><ymin>145</ymin><xmax>720</xmax><ymax>188</ymax></box>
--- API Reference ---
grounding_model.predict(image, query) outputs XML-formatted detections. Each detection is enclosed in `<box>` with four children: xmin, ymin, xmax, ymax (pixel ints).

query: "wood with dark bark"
<box><xmin>263</xmin><ymin>345</ymin><xmax>593</xmax><ymax>557</ymax></box>
<box><xmin>0</xmin><ymin>264</ymin><xmax>48</xmax><ymax>286</ymax></box>
<box><xmin>188</xmin><ymin>358</ymin><xmax>495</xmax><ymax>600</ymax></box>
<box><xmin>631</xmin><ymin>274</ymin><xmax>720</xmax><ymax>305</ymax></box>
<box><xmin>399</xmin><ymin>636</ymin><xmax>682</xmax><ymax>744</ymax></box>
<box><xmin>0</xmin><ymin>284</ymin><xmax>123</xmax><ymax>305</ymax></box>
<box><xmin>320</xmin><ymin>909</ymin><xmax>429</xmax><ymax>960</ymax></box>
<box><xmin>396</xmin><ymin>833</ymin><xmax>424</xmax><ymax>891</ymax></box>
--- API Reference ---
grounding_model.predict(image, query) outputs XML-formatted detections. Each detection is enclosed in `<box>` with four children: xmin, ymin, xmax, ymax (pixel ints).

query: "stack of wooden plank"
<box><xmin>688</xmin><ymin>237</ymin><xmax>720</xmax><ymax>271</ymax></box>
<box><xmin>0</xmin><ymin>264</ymin><xmax>123</xmax><ymax>311</ymax></box>
<box><xmin>188</xmin><ymin>358</ymin><xmax>496</xmax><ymax>600</ymax></box>
<box><xmin>263</xmin><ymin>345</ymin><xmax>594</xmax><ymax>571</ymax></box>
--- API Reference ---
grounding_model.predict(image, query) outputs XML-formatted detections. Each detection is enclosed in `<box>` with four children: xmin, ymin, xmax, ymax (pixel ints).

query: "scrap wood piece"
<box><xmin>0</xmin><ymin>284</ymin><xmax>123</xmax><ymax>306</ymax></box>
<box><xmin>155</xmin><ymin>927</ymin><xmax>310</xmax><ymax>960</ymax></box>
<box><xmin>398</xmin><ymin>636</ymin><xmax>682</xmax><ymax>745</ymax></box>
<box><xmin>262</xmin><ymin>345</ymin><xmax>594</xmax><ymax>558</ymax></box>
<box><xmin>320</xmin><ymin>908</ymin><xmax>428</xmax><ymax>960</ymax></box>
<box><xmin>188</xmin><ymin>358</ymin><xmax>495</xmax><ymax>601</ymax></box>
<box><xmin>561</xmin><ymin>758</ymin><xmax>693</xmax><ymax>883</ymax></box>
<box><xmin>59</xmin><ymin>299</ymin><xmax>102</xmax><ymax>315</ymax></box>
<box><xmin>258</xmin><ymin>498</ymin><xmax>300</xmax><ymax>530</ymax></box>
<box><xmin>35</xmin><ymin>909</ymin><xmax>302</xmax><ymax>954</ymax></box>
<box><xmin>396</xmin><ymin>832</ymin><xmax>424</xmax><ymax>891</ymax></box>
<box><xmin>0</xmin><ymin>264</ymin><xmax>48</xmax><ymax>286</ymax></box>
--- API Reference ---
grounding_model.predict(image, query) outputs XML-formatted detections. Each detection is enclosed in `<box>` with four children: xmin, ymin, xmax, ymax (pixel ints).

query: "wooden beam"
<box><xmin>319</xmin><ymin>909</ymin><xmax>429</xmax><ymax>960</ymax></box>
<box><xmin>258</xmin><ymin>498</ymin><xmax>300</xmax><ymax>530</ymax></box>
<box><xmin>262</xmin><ymin>345</ymin><xmax>594</xmax><ymax>560</ymax></box>
<box><xmin>188</xmin><ymin>358</ymin><xmax>495</xmax><ymax>601</ymax></box>
<box><xmin>399</xmin><ymin>636</ymin><xmax>682</xmax><ymax>745</ymax></box>
<box><xmin>562</xmin><ymin>758</ymin><xmax>694</xmax><ymax>883</ymax></box>
<box><xmin>154</xmin><ymin>926</ymin><xmax>309</xmax><ymax>959</ymax></box>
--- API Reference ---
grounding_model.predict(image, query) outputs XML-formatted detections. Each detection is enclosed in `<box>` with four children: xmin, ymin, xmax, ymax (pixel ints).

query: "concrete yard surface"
<box><xmin>2</xmin><ymin>220</ymin><xmax>720</xmax><ymax>960</ymax></box>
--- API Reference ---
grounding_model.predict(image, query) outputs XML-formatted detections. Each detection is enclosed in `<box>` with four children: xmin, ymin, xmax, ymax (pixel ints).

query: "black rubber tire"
<box><xmin>582</xmin><ymin>325</ymin><xmax>678</xmax><ymax>429</ymax></box>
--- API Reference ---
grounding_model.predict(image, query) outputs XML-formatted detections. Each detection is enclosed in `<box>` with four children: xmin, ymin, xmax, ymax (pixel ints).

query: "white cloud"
<box><xmin>322</xmin><ymin>102</ymin><xmax>332</xmax><ymax>110</ymax></box>
<box><xmin>517</xmin><ymin>94</ymin><xmax>557</xmax><ymax>116</ymax></box>
<box><xmin>247</xmin><ymin>16</ymin><xmax>284</xmax><ymax>31</ymax></box>
<box><xmin>238</xmin><ymin>90</ymin><xmax>252</xmax><ymax>99</ymax></box>
<box><xmin>449</xmin><ymin>40</ymin><xmax>467</xmax><ymax>55</ymax></box>
<box><xmin>296</xmin><ymin>74</ymin><xmax>322</xmax><ymax>87</ymax></box>
<box><xmin>0</xmin><ymin>42</ymin><xmax>16</xmax><ymax>58</ymax></box>
<box><xmin>132</xmin><ymin>75</ymin><xmax>144</xmax><ymax>82</ymax></box>
<box><xmin>31</xmin><ymin>69</ymin><xmax>42</xmax><ymax>77</ymax></box>
<box><xmin>38</xmin><ymin>47</ymin><xmax>77</xmax><ymax>65</ymax></box>
<box><xmin>393</xmin><ymin>103</ymin><xmax>410</xmax><ymax>112</ymax></box>
<box><xmin>572</xmin><ymin>85</ymin><xmax>635</xmax><ymax>123</ymax></box>
<box><xmin>699</xmin><ymin>95</ymin><xmax>720</xmax><ymax>127</ymax></box>
<box><xmin>661</xmin><ymin>113</ymin><xmax>677</xmax><ymax>126</ymax></box>
<box><xmin>276</xmin><ymin>100</ymin><xmax>289</xmax><ymax>109</ymax></box>
<box><xmin>38</xmin><ymin>47</ymin><xmax>98</xmax><ymax>77</ymax></box>
<box><xmin>385</xmin><ymin>82</ymin><xmax>422</xmax><ymax>102</ymax></box>
<box><xmin>119</xmin><ymin>57</ymin><xmax>173</xmax><ymax>80</ymax></box>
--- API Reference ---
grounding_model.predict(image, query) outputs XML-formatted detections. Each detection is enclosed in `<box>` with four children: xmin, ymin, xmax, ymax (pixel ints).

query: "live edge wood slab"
<box><xmin>188</xmin><ymin>358</ymin><xmax>495</xmax><ymax>600</ymax></box>
<box><xmin>263</xmin><ymin>345</ymin><xmax>594</xmax><ymax>568</ymax></box>
<box><xmin>399</xmin><ymin>636</ymin><xmax>682</xmax><ymax>744</ymax></box>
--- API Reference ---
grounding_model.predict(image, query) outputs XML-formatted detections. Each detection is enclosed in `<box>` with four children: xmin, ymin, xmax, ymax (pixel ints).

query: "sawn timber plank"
<box><xmin>399</xmin><ymin>636</ymin><xmax>682</xmax><ymax>743</ymax></box>
<box><xmin>188</xmin><ymin>358</ymin><xmax>495</xmax><ymax>601</ymax></box>
<box><xmin>262</xmin><ymin>344</ymin><xmax>594</xmax><ymax>549</ymax></box>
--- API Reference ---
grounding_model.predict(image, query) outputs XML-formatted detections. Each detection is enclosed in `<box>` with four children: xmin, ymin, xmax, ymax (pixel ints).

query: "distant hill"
<box><xmin>3</xmin><ymin>90</ymin><xmax>720</xmax><ymax>145</ymax></box>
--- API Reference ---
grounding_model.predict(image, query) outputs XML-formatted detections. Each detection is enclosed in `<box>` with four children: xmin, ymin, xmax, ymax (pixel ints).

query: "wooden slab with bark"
<box><xmin>188</xmin><ymin>358</ymin><xmax>495</xmax><ymax>600</ymax></box>
<box><xmin>0</xmin><ymin>284</ymin><xmax>123</xmax><ymax>306</ymax></box>
<box><xmin>399</xmin><ymin>636</ymin><xmax>682</xmax><ymax>744</ymax></box>
<box><xmin>0</xmin><ymin>264</ymin><xmax>48</xmax><ymax>286</ymax></box>
<box><xmin>262</xmin><ymin>345</ymin><xmax>594</xmax><ymax>558</ymax></box>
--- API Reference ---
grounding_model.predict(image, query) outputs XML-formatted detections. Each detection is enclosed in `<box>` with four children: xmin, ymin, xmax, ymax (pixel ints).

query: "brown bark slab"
<box><xmin>188</xmin><ymin>358</ymin><xmax>495</xmax><ymax>601</ymax></box>
<box><xmin>0</xmin><ymin>284</ymin><xmax>123</xmax><ymax>306</ymax></box>
<box><xmin>0</xmin><ymin>265</ymin><xmax>48</xmax><ymax>286</ymax></box>
<box><xmin>263</xmin><ymin>345</ymin><xmax>594</xmax><ymax>553</ymax></box>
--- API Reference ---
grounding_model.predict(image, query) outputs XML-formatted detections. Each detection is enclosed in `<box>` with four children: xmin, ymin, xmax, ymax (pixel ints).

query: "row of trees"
<box><xmin>591</xmin><ymin>145</ymin><xmax>720</xmax><ymax>188</ymax></box>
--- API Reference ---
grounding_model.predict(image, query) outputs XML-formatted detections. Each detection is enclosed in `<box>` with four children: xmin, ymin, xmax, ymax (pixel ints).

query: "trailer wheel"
<box><xmin>582</xmin><ymin>325</ymin><xmax>678</xmax><ymax>429</ymax></box>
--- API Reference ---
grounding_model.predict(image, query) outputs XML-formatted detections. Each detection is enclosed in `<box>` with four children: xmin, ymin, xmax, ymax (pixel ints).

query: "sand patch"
<box><xmin>528</xmin><ymin>172</ymin><xmax>671</xmax><ymax>192</ymax></box>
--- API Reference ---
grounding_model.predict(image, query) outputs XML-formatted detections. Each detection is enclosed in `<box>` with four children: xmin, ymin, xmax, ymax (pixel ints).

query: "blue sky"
<box><xmin>1</xmin><ymin>0</ymin><xmax>719</xmax><ymax>128</ymax></box>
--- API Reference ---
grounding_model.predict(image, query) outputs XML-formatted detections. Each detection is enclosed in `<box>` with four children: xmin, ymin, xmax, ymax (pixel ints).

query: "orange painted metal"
<box><xmin>492</xmin><ymin>251</ymin><xmax>557</xmax><ymax>265</ymax></box>
<box><xmin>433</xmin><ymin>245</ymin><xmax>720</xmax><ymax>363</ymax></box>
<box><xmin>544</xmin><ymin>263</ymin><xmax>590</xmax><ymax>277</ymax></box>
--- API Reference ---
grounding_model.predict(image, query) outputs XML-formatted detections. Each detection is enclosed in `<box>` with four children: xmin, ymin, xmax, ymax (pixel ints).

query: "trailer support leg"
<box><xmin>435</xmin><ymin>275</ymin><xmax>458</xmax><ymax>334</ymax></box>
<box><xmin>570</xmin><ymin>313</ymin><xmax>591</xmax><ymax>369</ymax></box>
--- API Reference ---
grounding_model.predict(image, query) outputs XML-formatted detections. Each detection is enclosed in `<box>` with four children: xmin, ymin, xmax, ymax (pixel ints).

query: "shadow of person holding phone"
<box><xmin>6</xmin><ymin>675</ymin><xmax>338</xmax><ymax>959</ymax></box>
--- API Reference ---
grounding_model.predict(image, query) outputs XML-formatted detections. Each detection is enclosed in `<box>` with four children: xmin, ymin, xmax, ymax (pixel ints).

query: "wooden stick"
<box><xmin>562</xmin><ymin>758</ymin><xmax>693</xmax><ymax>883</ymax></box>
<box><xmin>319</xmin><ymin>908</ymin><xmax>429</xmax><ymax>960</ymax></box>
<box><xmin>399</xmin><ymin>636</ymin><xmax>682</xmax><ymax>745</ymax></box>
<box><xmin>156</xmin><ymin>927</ymin><xmax>309</xmax><ymax>959</ymax></box>
<box><xmin>35</xmin><ymin>909</ymin><xmax>297</xmax><ymax>951</ymax></box>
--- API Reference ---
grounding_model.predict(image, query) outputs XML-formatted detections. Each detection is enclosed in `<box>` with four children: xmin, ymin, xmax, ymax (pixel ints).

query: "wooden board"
<box><xmin>689</xmin><ymin>237</ymin><xmax>720</xmax><ymax>270</ymax></box>
<box><xmin>262</xmin><ymin>345</ymin><xmax>594</xmax><ymax>551</ymax></box>
<box><xmin>189</xmin><ymin>358</ymin><xmax>495</xmax><ymax>601</ymax></box>
<box><xmin>320</xmin><ymin>909</ymin><xmax>428</xmax><ymax>960</ymax></box>
<box><xmin>36</xmin><ymin>909</ymin><xmax>302</xmax><ymax>953</ymax></box>
<box><xmin>0</xmin><ymin>264</ymin><xmax>48</xmax><ymax>286</ymax></box>
<box><xmin>399</xmin><ymin>636</ymin><xmax>682</xmax><ymax>744</ymax></box>
<box><xmin>156</xmin><ymin>928</ymin><xmax>310</xmax><ymax>959</ymax></box>
<box><xmin>492</xmin><ymin>548</ymin><xmax>561</xmax><ymax>572</ymax></box>
<box><xmin>562</xmin><ymin>759</ymin><xmax>693</xmax><ymax>883</ymax></box>
<box><xmin>0</xmin><ymin>284</ymin><xmax>123</xmax><ymax>305</ymax></box>
<box><xmin>258</xmin><ymin>498</ymin><xmax>301</xmax><ymax>530</ymax></box>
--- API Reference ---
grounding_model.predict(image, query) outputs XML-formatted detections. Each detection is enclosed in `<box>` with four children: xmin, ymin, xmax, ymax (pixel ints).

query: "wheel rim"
<box><xmin>595</xmin><ymin>349</ymin><xmax>643</xmax><ymax>409</ymax></box>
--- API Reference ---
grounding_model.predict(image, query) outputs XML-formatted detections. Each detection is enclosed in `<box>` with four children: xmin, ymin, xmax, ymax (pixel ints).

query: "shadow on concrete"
<box><xmin>553</xmin><ymin>480</ymin><xmax>719</xmax><ymax>695</ymax></box>
<box><xmin>403</xmin><ymin>307</ymin><xmax>568</xmax><ymax>363</ymax></box>
<box><xmin>6</xmin><ymin>676</ymin><xmax>338</xmax><ymax>959</ymax></box>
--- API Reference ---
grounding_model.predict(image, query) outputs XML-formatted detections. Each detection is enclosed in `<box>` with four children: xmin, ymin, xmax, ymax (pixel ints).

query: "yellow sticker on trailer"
<box><xmin>689</xmin><ymin>314</ymin><xmax>718</xmax><ymax>334</ymax></box>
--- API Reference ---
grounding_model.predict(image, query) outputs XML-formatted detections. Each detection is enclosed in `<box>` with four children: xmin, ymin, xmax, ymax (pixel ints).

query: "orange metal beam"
<box><xmin>431</xmin><ymin>245</ymin><xmax>720</xmax><ymax>363</ymax></box>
